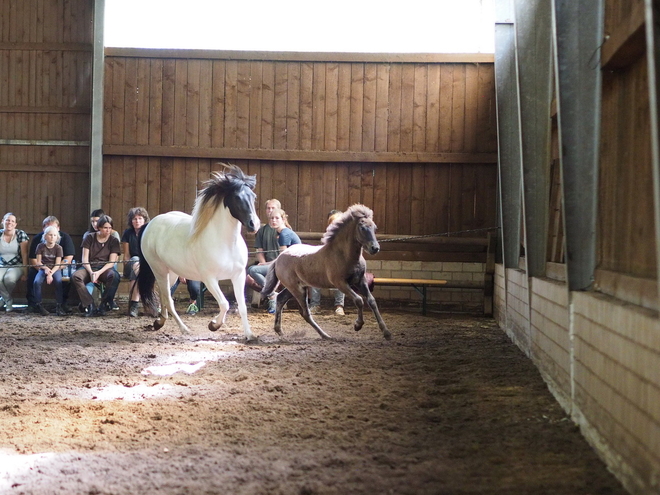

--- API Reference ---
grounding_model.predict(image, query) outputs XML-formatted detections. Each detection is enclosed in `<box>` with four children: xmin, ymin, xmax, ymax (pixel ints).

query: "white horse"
<box><xmin>137</xmin><ymin>164</ymin><xmax>260</xmax><ymax>339</ymax></box>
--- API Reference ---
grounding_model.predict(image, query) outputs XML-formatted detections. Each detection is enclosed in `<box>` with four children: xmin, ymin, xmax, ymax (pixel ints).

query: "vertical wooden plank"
<box><xmin>372</xmin><ymin>164</ymin><xmax>387</xmax><ymax>227</ymax></box>
<box><xmin>439</xmin><ymin>64</ymin><xmax>454</xmax><ymax>152</ymax></box>
<box><xmin>335</xmin><ymin>163</ymin><xmax>349</xmax><ymax>211</ymax></box>
<box><xmin>322</xmin><ymin>162</ymin><xmax>337</xmax><ymax>223</ymax></box>
<box><xmin>312</xmin><ymin>62</ymin><xmax>326</xmax><ymax>150</ymax></box>
<box><xmin>284</xmin><ymin>162</ymin><xmax>299</xmax><ymax>224</ymax></box>
<box><xmin>337</xmin><ymin>63</ymin><xmax>351</xmax><ymax>151</ymax></box>
<box><xmin>476</xmin><ymin>63</ymin><xmax>496</xmax><ymax>152</ymax></box>
<box><xmin>186</xmin><ymin>59</ymin><xmax>200</xmax><ymax>147</ymax></box>
<box><xmin>299</xmin><ymin>62</ymin><xmax>313</xmax><ymax>150</ymax></box>
<box><xmin>261</xmin><ymin>61</ymin><xmax>275</xmax><ymax>149</ymax></box>
<box><xmin>103</xmin><ymin>57</ymin><xmax>114</xmax><ymax>144</ymax></box>
<box><xmin>286</xmin><ymin>62</ymin><xmax>301</xmax><ymax>150</ymax></box>
<box><xmin>147</xmin><ymin>157</ymin><xmax>161</xmax><ymax>216</ymax></box>
<box><xmin>236</xmin><ymin>60</ymin><xmax>251</xmax><ymax>148</ymax></box>
<box><xmin>297</xmin><ymin>162</ymin><xmax>312</xmax><ymax>231</ymax></box>
<box><xmin>122</xmin><ymin>156</ymin><xmax>137</xmax><ymax>215</ymax></box>
<box><xmin>148</xmin><ymin>58</ymin><xmax>163</xmax><ymax>146</ymax></box>
<box><xmin>384</xmin><ymin>163</ymin><xmax>400</xmax><ymax>234</ymax></box>
<box><xmin>224</xmin><ymin>60</ymin><xmax>238</xmax><ymax>148</ymax></box>
<box><xmin>198</xmin><ymin>60</ymin><xmax>213</xmax><ymax>148</ymax></box>
<box><xmin>325</xmin><ymin>63</ymin><xmax>338</xmax><ymax>150</ymax></box>
<box><xmin>426</xmin><ymin>65</ymin><xmax>441</xmax><ymax>152</ymax></box>
<box><xmin>211</xmin><ymin>60</ymin><xmax>226</xmax><ymax>148</ymax></box>
<box><xmin>161</xmin><ymin>59</ymin><xmax>176</xmax><ymax>146</ymax></box>
<box><xmin>123</xmin><ymin>57</ymin><xmax>138</xmax><ymax>145</ymax></box>
<box><xmin>110</xmin><ymin>57</ymin><xmax>125</xmax><ymax>145</ymax></box>
<box><xmin>464</xmin><ymin>63</ymin><xmax>479</xmax><ymax>152</ymax></box>
<box><xmin>349</xmin><ymin>63</ymin><xmax>364</xmax><ymax>151</ymax></box>
<box><xmin>248</xmin><ymin>61</ymin><xmax>263</xmax><ymax>148</ymax></box>
<box><xmin>159</xmin><ymin>158</ymin><xmax>174</xmax><ymax>214</ymax></box>
<box><xmin>135</xmin><ymin>157</ymin><xmax>149</xmax><ymax>209</ymax></box>
<box><xmin>360</xmin><ymin>163</ymin><xmax>375</xmax><ymax>213</ymax></box>
<box><xmin>347</xmin><ymin>164</ymin><xmax>362</xmax><ymax>207</ymax></box>
<box><xmin>410</xmin><ymin>163</ymin><xmax>425</xmax><ymax>235</ymax></box>
<box><xmin>173</xmin><ymin>59</ymin><xmax>187</xmax><ymax>146</ymax></box>
<box><xmin>412</xmin><ymin>64</ymin><xmax>427</xmax><ymax>152</ymax></box>
<box><xmin>273</xmin><ymin>62</ymin><xmax>288</xmax><ymax>149</ymax></box>
<box><xmin>375</xmin><ymin>64</ymin><xmax>390</xmax><ymax>152</ymax></box>
<box><xmin>451</xmin><ymin>64</ymin><xmax>466</xmax><ymax>152</ymax></box>
<box><xmin>400</xmin><ymin>64</ymin><xmax>415</xmax><ymax>152</ymax></box>
<box><xmin>362</xmin><ymin>63</ymin><xmax>377</xmax><ymax>151</ymax></box>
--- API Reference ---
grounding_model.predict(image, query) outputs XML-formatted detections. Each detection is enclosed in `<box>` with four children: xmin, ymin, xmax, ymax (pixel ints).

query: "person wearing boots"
<box><xmin>121</xmin><ymin>207</ymin><xmax>150</xmax><ymax>317</ymax></box>
<box><xmin>72</xmin><ymin>215</ymin><xmax>121</xmax><ymax>317</ymax></box>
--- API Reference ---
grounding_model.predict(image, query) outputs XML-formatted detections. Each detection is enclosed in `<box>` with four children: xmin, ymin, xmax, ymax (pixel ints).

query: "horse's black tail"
<box><xmin>136</xmin><ymin>223</ymin><xmax>159</xmax><ymax>315</ymax></box>
<box><xmin>261</xmin><ymin>263</ymin><xmax>279</xmax><ymax>297</ymax></box>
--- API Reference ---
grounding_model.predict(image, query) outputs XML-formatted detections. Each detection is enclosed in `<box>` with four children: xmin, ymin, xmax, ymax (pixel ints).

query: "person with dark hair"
<box><xmin>72</xmin><ymin>215</ymin><xmax>121</xmax><ymax>317</ymax></box>
<box><xmin>121</xmin><ymin>207</ymin><xmax>150</xmax><ymax>317</ymax></box>
<box><xmin>26</xmin><ymin>215</ymin><xmax>75</xmax><ymax>314</ymax></box>
<box><xmin>82</xmin><ymin>208</ymin><xmax>121</xmax><ymax>310</ymax></box>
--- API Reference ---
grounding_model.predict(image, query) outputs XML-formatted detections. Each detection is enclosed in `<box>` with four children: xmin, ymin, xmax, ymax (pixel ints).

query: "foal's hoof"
<box><xmin>153</xmin><ymin>319</ymin><xmax>164</xmax><ymax>331</ymax></box>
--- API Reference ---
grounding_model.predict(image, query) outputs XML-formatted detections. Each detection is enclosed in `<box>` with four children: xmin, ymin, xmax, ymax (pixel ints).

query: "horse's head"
<box><xmin>225</xmin><ymin>177</ymin><xmax>261</xmax><ymax>234</ymax></box>
<box><xmin>356</xmin><ymin>215</ymin><xmax>380</xmax><ymax>255</ymax></box>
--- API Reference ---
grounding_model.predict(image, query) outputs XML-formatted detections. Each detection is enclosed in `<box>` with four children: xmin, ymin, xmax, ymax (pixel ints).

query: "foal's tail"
<box><xmin>136</xmin><ymin>223</ymin><xmax>159</xmax><ymax>315</ymax></box>
<box><xmin>261</xmin><ymin>263</ymin><xmax>279</xmax><ymax>297</ymax></box>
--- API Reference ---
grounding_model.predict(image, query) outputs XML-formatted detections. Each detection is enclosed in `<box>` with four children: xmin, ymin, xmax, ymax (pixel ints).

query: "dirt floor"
<box><xmin>0</xmin><ymin>299</ymin><xmax>627</xmax><ymax>495</ymax></box>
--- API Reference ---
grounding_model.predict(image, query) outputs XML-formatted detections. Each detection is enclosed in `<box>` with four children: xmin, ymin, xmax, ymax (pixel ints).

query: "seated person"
<box><xmin>33</xmin><ymin>225</ymin><xmax>66</xmax><ymax>316</ymax></box>
<box><xmin>71</xmin><ymin>215</ymin><xmax>121</xmax><ymax>317</ymax></box>
<box><xmin>170</xmin><ymin>277</ymin><xmax>202</xmax><ymax>315</ymax></box>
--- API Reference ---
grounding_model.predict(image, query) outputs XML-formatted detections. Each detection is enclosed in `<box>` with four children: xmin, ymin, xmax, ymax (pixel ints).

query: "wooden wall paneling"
<box><xmin>286</xmin><ymin>62</ymin><xmax>300</xmax><ymax>150</ymax></box>
<box><xmin>372</xmin><ymin>163</ymin><xmax>387</xmax><ymax>225</ymax></box>
<box><xmin>310</xmin><ymin>162</ymin><xmax>326</xmax><ymax>229</ymax></box>
<box><xmin>362</xmin><ymin>63</ymin><xmax>377</xmax><ymax>151</ymax></box>
<box><xmin>477</xmin><ymin>63</ymin><xmax>496</xmax><ymax>152</ymax></box>
<box><xmin>451</xmin><ymin>64</ymin><xmax>466</xmax><ymax>151</ymax></box>
<box><xmin>400</xmin><ymin>64</ymin><xmax>415</xmax><ymax>152</ymax></box>
<box><xmin>161</xmin><ymin>59</ymin><xmax>176</xmax><ymax>146</ymax></box>
<box><xmin>349</xmin><ymin>63</ymin><xmax>364</xmax><ymax>151</ymax></box>
<box><xmin>299</xmin><ymin>62</ymin><xmax>313</xmax><ymax>150</ymax></box>
<box><xmin>211</xmin><ymin>60</ymin><xmax>226</xmax><ymax>148</ymax></box>
<box><xmin>224</xmin><ymin>61</ymin><xmax>239</xmax><ymax>148</ymax></box>
<box><xmin>426</xmin><ymin>65</ymin><xmax>441</xmax><ymax>152</ymax></box>
<box><xmin>1</xmin><ymin>50</ymin><xmax>9</xmax><ymax>105</ymax></box>
<box><xmin>146</xmin><ymin>157</ymin><xmax>160</xmax><ymax>216</ymax></box>
<box><xmin>172</xmin><ymin>157</ymin><xmax>187</xmax><ymax>212</ymax></box>
<box><xmin>271</xmin><ymin>161</ymin><xmax>288</xmax><ymax>207</ymax></box>
<box><xmin>135</xmin><ymin>156</ymin><xmax>149</xmax><ymax>209</ymax></box>
<box><xmin>325</xmin><ymin>62</ymin><xmax>338</xmax><ymax>151</ymax></box>
<box><xmin>110</xmin><ymin>57</ymin><xmax>125</xmax><ymax>145</ymax></box>
<box><xmin>123</xmin><ymin>56</ymin><xmax>138</xmax><ymax>145</ymax></box>
<box><xmin>28</xmin><ymin>50</ymin><xmax>37</xmax><ymax>107</ymax></box>
<box><xmin>312</xmin><ymin>62</ymin><xmax>326</xmax><ymax>150</ymax></box>
<box><xmin>183</xmin><ymin>158</ymin><xmax>199</xmax><ymax>214</ymax></box>
<box><xmin>396</xmin><ymin>164</ymin><xmax>413</xmax><ymax>234</ymax></box>
<box><xmin>375</xmin><ymin>64</ymin><xmax>390</xmax><ymax>152</ymax></box>
<box><xmin>474</xmin><ymin>163</ymin><xmax>497</xmax><ymax>230</ymax></box>
<box><xmin>387</xmin><ymin>64</ymin><xmax>402</xmax><ymax>152</ymax></box>
<box><xmin>159</xmin><ymin>157</ymin><xmax>173</xmax><ymax>213</ymax></box>
<box><xmin>198</xmin><ymin>60</ymin><xmax>213</xmax><ymax>148</ymax></box>
<box><xmin>360</xmin><ymin>162</ymin><xmax>375</xmax><ymax>220</ymax></box>
<box><xmin>24</xmin><ymin>171</ymin><xmax>35</xmax><ymax>228</ymax></box>
<box><xmin>122</xmin><ymin>155</ymin><xmax>137</xmax><ymax>216</ymax></box>
<box><xmin>462</xmin><ymin>163</ymin><xmax>480</xmax><ymax>231</ymax></box>
<box><xmin>413</xmin><ymin>64</ymin><xmax>428</xmax><ymax>152</ymax></box>
<box><xmin>248</xmin><ymin>61</ymin><xmax>263</xmax><ymax>149</ymax></box>
<box><xmin>173</xmin><ymin>59</ymin><xmax>187</xmax><ymax>146</ymax></box>
<box><xmin>337</xmin><ymin>63</ymin><xmax>351</xmax><ymax>151</ymax></box>
<box><xmin>148</xmin><ymin>59</ymin><xmax>163</xmax><ymax>146</ymax></box>
<box><xmin>464</xmin><ymin>63</ymin><xmax>479</xmax><ymax>151</ymax></box>
<box><xmin>322</xmin><ymin>162</ymin><xmax>338</xmax><ymax>219</ymax></box>
<box><xmin>410</xmin><ymin>163</ymin><xmax>425</xmax><ymax>234</ymax></box>
<box><xmin>273</xmin><ymin>62</ymin><xmax>288</xmax><ymax>150</ymax></box>
<box><xmin>261</xmin><ymin>61</ymin><xmax>275</xmax><ymax>149</ymax></box>
<box><xmin>335</xmin><ymin>162</ymin><xmax>349</xmax><ymax>210</ymax></box>
<box><xmin>347</xmin><ymin>163</ymin><xmax>362</xmax><ymax>207</ymax></box>
<box><xmin>235</xmin><ymin>60</ymin><xmax>251</xmax><ymax>149</ymax></box>
<box><xmin>186</xmin><ymin>59</ymin><xmax>201</xmax><ymax>147</ymax></box>
<box><xmin>384</xmin><ymin>164</ymin><xmax>399</xmax><ymax>233</ymax></box>
<box><xmin>297</xmin><ymin>162</ymin><xmax>312</xmax><ymax>231</ymax></box>
<box><xmin>439</xmin><ymin>64</ymin><xmax>454</xmax><ymax>151</ymax></box>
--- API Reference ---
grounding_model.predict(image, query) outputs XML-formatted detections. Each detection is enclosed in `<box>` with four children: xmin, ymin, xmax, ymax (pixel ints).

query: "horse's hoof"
<box><xmin>153</xmin><ymin>320</ymin><xmax>164</xmax><ymax>331</ymax></box>
<box><xmin>383</xmin><ymin>331</ymin><xmax>392</xmax><ymax>340</ymax></box>
<box><xmin>208</xmin><ymin>320</ymin><xmax>223</xmax><ymax>332</ymax></box>
<box><xmin>354</xmin><ymin>323</ymin><xmax>364</xmax><ymax>332</ymax></box>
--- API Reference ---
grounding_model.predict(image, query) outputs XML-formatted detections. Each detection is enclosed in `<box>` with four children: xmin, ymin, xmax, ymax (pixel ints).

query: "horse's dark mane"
<box><xmin>322</xmin><ymin>204</ymin><xmax>373</xmax><ymax>245</ymax></box>
<box><xmin>191</xmin><ymin>163</ymin><xmax>256</xmax><ymax>239</ymax></box>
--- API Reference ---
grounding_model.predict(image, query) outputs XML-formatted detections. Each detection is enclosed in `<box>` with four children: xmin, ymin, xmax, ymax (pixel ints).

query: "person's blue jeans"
<box><xmin>310</xmin><ymin>287</ymin><xmax>345</xmax><ymax>307</ymax></box>
<box><xmin>34</xmin><ymin>269</ymin><xmax>64</xmax><ymax>304</ymax></box>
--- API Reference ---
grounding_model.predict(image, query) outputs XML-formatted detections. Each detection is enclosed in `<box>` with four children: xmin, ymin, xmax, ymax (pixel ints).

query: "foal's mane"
<box><xmin>322</xmin><ymin>204</ymin><xmax>374</xmax><ymax>245</ymax></box>
<box><xmin>190</xmin><ymin>163</ymin><xmax>256</xmax><ymax>240</ymax></box>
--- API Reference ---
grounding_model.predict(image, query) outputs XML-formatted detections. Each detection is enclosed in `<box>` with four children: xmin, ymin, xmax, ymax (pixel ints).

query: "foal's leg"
<box><xmin>336</xmin><ymin>284</ymin><xmax>366</xmax><ymax>332</ymax></box>
<box><xmin>273</xmin><ymin>288</ymin><xmax>293</xmax><ymax>336</ymax></box>
<box><xmin>356</xmin><ymin>279</ymin><xmax>391</xmax><ymax>340</ymax></box>
<box><xmin>290</xmin><ymin>284</ymin><xmax>333</xmax><ymax>340</ymax></box>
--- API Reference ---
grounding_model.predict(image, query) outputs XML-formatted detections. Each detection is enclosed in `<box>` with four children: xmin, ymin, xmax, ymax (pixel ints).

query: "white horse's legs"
<box><xmin>201</xmin><ymin>279</ymin><xmax>232</xmax><ymax>334</ymax></box>
<box><xmin>155</xmin><ymin>273</ymin><xmax>190</xmax><ymax>334</ymax></box>
<box><xmin>230</xmin><ymin>273</ymin><xmax>255</xmax><ymax>341</ymax></box>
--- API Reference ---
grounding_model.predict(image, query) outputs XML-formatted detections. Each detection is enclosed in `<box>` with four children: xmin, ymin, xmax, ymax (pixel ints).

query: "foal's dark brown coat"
<box><xmin>262</xmin><ymin>204</ymin><xmax>391</xmax><ymax>340</ymax></box>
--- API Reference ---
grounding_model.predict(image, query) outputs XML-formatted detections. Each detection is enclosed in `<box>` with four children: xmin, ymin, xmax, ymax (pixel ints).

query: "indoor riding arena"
<box><xmin>0</xmin><ymin>1</ymin><xmax>656</xmax><ymax>494</ymax></box>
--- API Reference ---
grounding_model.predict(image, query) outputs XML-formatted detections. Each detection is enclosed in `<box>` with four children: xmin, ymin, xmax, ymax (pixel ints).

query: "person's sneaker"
<box><xmin>5</xmin><ymin>299</ymin><xmax>13</xmax><ymax>312</ymax></box>
<box><xmin>267</xmin><ymin>298</ymin><xmax>277</xmax><ymax>314</ymax></box>
<box><xmin>309</xmin><ymin>305</ymin><xmax>320</xmax><ymax>315</ymax></box>
<box><xmin>36</xmin><ymin>303</ymin><xmax>49</xmax><ymax>316</ymax></box>
<box><xmin>185</xmin><ymin>303</ymin><xmax>199</xmax><ymax>315</ymax></box>
<box><xmin>334</xmin><ymin>305</ymin><xmax>345</xmax><ymax>316</ymax></box>
<box><xmin>110</xmin><ymin>300</ymin><xmax>120</xmax><ymax>311</ymax></box>
<box><xmin>128</xmin><ymin>301</ymin><xmax>139</xmax><ymax>317</ymax></box>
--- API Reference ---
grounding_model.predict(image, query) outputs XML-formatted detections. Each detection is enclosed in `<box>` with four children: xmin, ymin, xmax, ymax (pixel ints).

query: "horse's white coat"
<box><xmin>141</xmin><ymin>206</ymin><xmax>258</xmax><ymax>338</ymax></box>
